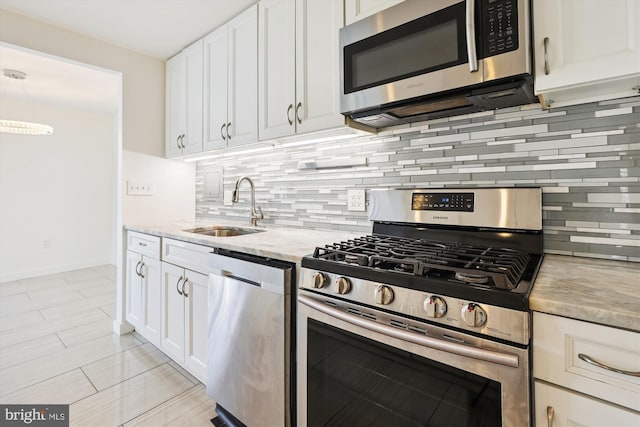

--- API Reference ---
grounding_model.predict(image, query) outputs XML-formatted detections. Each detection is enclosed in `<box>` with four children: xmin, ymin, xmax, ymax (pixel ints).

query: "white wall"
<box><xmin>0</xmin><ymin>98</ymin><xmax>117</xmax><ymax>282</ymax></box>
<box><xmin>123</xmin><ymin>150</ymin><xmax>195</xmax><ymax>225</ymax></box>
<box><xmin>0</xmin><ymin>8</ymin><xmax>164</xmax><ymax>157</ymax></box>
<box><xmin>0</xmin><ymin>10</ymin><xmax>196</xmax><ymax>333</ymax></box>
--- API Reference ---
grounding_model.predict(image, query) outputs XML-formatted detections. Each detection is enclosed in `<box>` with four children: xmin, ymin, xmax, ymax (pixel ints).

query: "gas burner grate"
<box><xmin>312</xmin><ymin>235</ymin><xmax>530</xmax><ymax>289</ymax></box>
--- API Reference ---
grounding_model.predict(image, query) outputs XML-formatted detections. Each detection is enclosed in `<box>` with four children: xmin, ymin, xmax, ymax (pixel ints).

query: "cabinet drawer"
<box><xmin>534</xmin><ymin>381</ymin><xmax>639</xmax><ymax>427</ymax></box>
<box><xmin>162</xmin><ymin>238</ymin><xmax>212</xmax><ymax>275</ymax></box>
<box><xmin>127</xmin><ymin>231</ymin><xmax>161</xmax><ymax>258</ymax></box>
<box><xmin>533</xmin><ymin>312</ymin><xmax>640</xmax><ymax>411</ymax></box>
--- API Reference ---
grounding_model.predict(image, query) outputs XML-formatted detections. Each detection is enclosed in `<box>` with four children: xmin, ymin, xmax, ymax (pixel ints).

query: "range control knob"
<box><xmin>461</xmin><ymin>303</ymin><xmax>487</xmax><ymax>327</ymax></box>
<box><xmin>374</xmin><ymin>285</ymin><xmax>394</xmax><ymax>305</ymax></box>
<box><xmin>312</xmin><ymin>272</ymin><xmax>327</xmax><ymax>289</ymax></box>
<box><xmin>424</xmin><ymin>295</ymin><xmax>447</xmax><ymax>318</ymax></box>
<box><xmin>335</xmin><ymin>277</ymin><xmax>351</xmax><ymax>295</ymax></box>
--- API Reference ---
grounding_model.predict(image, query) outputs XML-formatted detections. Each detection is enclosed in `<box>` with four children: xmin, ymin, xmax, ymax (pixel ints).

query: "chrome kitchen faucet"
<box><xmin>232</xmin><ymin>176</ymin><xmax>263</xmax><ymax>227</ymax></box>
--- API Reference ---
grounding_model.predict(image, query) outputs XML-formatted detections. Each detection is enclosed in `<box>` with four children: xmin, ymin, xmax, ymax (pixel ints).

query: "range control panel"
<box><xmin>411</xmin><ymin>192</ymin><xmax>475</xmax><ymax>212</ymax></box>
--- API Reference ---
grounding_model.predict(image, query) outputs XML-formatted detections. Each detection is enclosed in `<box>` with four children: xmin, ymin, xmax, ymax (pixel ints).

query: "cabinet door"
<box><xmin>228</xmin><ymin>4</ymin><xmax>258</xmax><ymax>147</ymax></box>
<box><xmin>165</xmin><ymin>54</ymin><xmax>186</xmax><ymax>158</ymax></box>
<box><xmin>161</xmin><ymin>262</ymin><xmax>185</xmax><ymax>363</ymax></box>
<box><xmin>535</xmin><ymin>381</ymin><xmax>640</xmax><ymax>427</ymax></box>
<box><xmin>139</xmin><ymin>257</ymin><xmax>162</xmax><ymax>347</ymax></box>
<box><xmin>183</xmin><ymin>270</ymin><xmax>209</xmax><ymax>383</ymax></box>
<box><xmin>258</xmin><ymin>0</ymin><xmax>296</xmax><ymax>140</ymax></box>
<box><xmin>125</xmin><ymin>251</ymin><xmax>143</xmax><ymax>328</ymax></box>
<box><xmin>182</xmin><ymin>39</ymin><xmax>204</xmax><ymax>155</ymax></box>
<box><xmin>203</xmin><ymin>26</ymin><xmax>229</xmax><ymax>151</ymax></box>
<box><xmin>295</xmin><ymin>0</ymin><xmax>344</xmax><ymax>135</ymax></box>
<box><xmin>534</xmin><ymin>0</ymin><xmax>640</xmax><ymax>104</ymax></box>
<box><xmin>345</xmin><ymin>0</ymin><xmax>404</xmax><ymax>25</ymax></box>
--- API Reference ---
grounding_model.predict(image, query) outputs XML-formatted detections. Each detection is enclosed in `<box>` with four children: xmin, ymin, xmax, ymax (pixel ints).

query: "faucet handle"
<box><xmin>255</xmin><ymin>206</ymin><xmax>264</xmax><ymax>220</ymax></box>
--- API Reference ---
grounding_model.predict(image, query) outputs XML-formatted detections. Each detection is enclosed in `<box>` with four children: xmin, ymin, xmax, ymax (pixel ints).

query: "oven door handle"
<box><xmin>299</xmin><ymin>295</ymin><xmax>519</xmax><ymax>368</ymax></box>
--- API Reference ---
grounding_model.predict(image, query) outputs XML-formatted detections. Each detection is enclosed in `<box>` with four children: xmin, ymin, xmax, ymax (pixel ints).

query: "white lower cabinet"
<box><xmin>535</xmin><ymin>381</ymin><xmax>639</xmax><ymax>427</ymax></box>
<box><xmin>125</xmin><ymin>232</ymin><xmax>162</xmax><ymax>347</ymax></box>
<box><xmin>533</xmin><ymin>312</ymin><xmax>640</xmax><ymax>426</ymax></box>
<box><xmin>160</xmin><ymin>261</ymin><xmax>208</xmax><ymax>383</ymax></box>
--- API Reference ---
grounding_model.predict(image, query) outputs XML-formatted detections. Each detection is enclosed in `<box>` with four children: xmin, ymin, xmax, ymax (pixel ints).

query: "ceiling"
<box><xmin>0</xmin><ymin>0</ymin><xmax>256</xmax><ymax>59</ymax></box>
<box><xmin>0</xmin><ymin>44</ymin><xmax>120</xmax><ymax>113</ymax></box>
<box><xmin>0</xmin><ymin>0</ymin><xmax>256</xmax><ymax>113</ymax></box>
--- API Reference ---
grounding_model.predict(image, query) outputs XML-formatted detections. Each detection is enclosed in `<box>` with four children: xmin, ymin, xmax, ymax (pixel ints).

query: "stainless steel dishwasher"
<box><xmin>206</xmin><ymin>249</ymin><xmax>294</xmax><ymax>427</ymax></box>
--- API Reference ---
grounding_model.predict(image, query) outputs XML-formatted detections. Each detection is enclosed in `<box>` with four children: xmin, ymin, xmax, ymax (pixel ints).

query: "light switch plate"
<box><xmin>347</xmin><ymin>189</ymin><xmax>366</xmax><ymax>211</ymax></box>
<box><xmin>127</xmin><ymin>181</ymin><xmax>154</xmax><ymax>196</ymax></box>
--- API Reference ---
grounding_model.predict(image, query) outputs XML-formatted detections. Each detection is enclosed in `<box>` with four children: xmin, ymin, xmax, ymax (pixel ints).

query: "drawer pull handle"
<box><xmin>578</xmin><ymin>353</ymin><xmax>640</xmax><ymax>377</ymax></box>
<box><xmin>138</xmin><ymin>242</ymin><xmax>147</xmax><ymax>247</ymax></box>
<box><xmin>547</xmin><ymin>406</ymin><xmax>554</xmax><ymax>427</ymax></box>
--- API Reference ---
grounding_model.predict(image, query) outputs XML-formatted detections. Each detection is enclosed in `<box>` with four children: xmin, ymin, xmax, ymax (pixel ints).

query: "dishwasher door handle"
<box><xmin>218</xmin><ymin>270</ymin><xmax>262</xmax><ymax>288</ymax></box>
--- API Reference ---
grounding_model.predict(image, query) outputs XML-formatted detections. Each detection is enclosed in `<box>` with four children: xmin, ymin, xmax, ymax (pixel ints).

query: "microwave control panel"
<box><xmin>483</xmin><ymin>0</ymin><xmax>518</xmax><ymax>56</ymax></box>
<box><xmin>411</xmin><ymin>193</ymin><xmax>475</xmax><ymax>212</ymax></box>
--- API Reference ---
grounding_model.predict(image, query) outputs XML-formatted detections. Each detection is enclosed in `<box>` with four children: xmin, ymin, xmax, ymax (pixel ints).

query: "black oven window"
<box><xmin>307</xmin><ymin>319</ymin><xmax>502</xmax><ymax>427</ymax></box>
<box><xmin>343</xmin><ymin>2</ymin><xmax>468</xmax><ymax>94</ymax></box>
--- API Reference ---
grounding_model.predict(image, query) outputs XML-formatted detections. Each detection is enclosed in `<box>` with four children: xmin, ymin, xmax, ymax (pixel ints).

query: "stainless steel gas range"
<box><xmin>297</xmin><ymin>187</ymin><xmax>543</xmax><ymax>427</ymax></box>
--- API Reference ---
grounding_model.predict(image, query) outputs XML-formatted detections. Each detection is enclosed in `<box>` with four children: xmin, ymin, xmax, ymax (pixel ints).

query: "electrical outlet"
<box><xmin>127</xmin><ymin>181</ymin><xmax>154</xmax><ymax>196</ymax></box>
<box><xmin>347</xmin><ymin>189</ymin><xmax>366</xmax><ymax>211</ymax></box>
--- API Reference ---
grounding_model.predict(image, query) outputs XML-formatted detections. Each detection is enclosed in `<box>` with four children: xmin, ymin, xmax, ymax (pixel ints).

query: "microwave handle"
<box><xmin>466</xmin><ymin>0</ymin><xmax>479</xmax><ymax>72</ymax></box>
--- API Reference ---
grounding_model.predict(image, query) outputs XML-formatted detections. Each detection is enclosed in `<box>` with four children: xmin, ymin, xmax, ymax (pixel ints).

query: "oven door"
<box><xmin>297</xmin><ymin>293</ymin><xmax>530</xmax><ymax>427</ymax></box>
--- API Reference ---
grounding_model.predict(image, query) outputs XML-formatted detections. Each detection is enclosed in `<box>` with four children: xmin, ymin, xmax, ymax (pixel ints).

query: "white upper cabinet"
<box><xmin>258</xmin><ymin>0</ymin><xmax>297</xmax><ymax>140</ymax></box>
<box><xmin>259</xmin><ymin>0</ymin><xmax>344</xmax><ymax>141</ymax></box>
<box><xmin>166</xmin><ymin>39</ymin><xmax>203</xmax><ymax>158</ymax></box>
<box><xmin>295</xmin><ymin>0</ymin><xmax>344</xmax><ymax>134</ymax></box>
<box><xmin>345</xmin><ymin>0</ymin><xmax>404</xmax><ymax>25</ymax></box>
<box><xmin>533</xmin><ymin>0</ymin><xmax>640</xmax><ymax>108</ymax></box>
<box><xmin>204</xmin><ymin>5</ymin><xmax>258</xmax><ymax>150</ymax></box>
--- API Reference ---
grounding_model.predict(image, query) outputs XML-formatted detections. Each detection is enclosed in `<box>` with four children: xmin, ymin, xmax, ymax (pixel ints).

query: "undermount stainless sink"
<box><xmin>183</xmin><ymin>226</ymin><xmax>264</xmax><ymax>237</ymax></box>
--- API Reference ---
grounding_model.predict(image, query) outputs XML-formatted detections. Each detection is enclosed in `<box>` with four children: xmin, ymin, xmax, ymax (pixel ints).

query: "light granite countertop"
<box><xmin>530</xmin><ymin>254</ymin><xmax>640</xmax><ymax>332</ymax></box>
<box><xmin>126</xmin><ymin>222</ymin><xmax>639</xmax><ymax>332</ymax></box>
<box><xmin>125</xmin><ymin>220</ymin><xmax>361</xmax><ymax>265</ymax></box>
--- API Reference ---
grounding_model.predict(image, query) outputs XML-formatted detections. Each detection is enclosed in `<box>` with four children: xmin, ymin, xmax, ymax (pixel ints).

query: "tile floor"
<box><xmin>0</xmin><ymin>265</ymin><xmax>216</xmax><ymax>426</ymax></box>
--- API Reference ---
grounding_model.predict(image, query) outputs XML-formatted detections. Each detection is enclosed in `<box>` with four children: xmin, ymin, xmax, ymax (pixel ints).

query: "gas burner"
<box><xmin>313</xmin><ymin>235</ymin><xmax>531</xmax><ymax>289</ymax></box>
<box><xmin>455</xmin><ymin>272</ymin><xmax>490</xmax><ymax>284</ymax></box>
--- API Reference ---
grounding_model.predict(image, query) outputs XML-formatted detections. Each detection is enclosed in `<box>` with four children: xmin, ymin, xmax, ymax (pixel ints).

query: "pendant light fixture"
<box><xmin>0</xmin><ymin>69</ymin><xmax>54</xmax><ymax>135</ymax></box>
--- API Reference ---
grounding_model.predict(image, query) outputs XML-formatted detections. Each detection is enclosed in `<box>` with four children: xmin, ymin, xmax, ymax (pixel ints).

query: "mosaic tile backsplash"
<box><xmin>196</xmin><ymin>96</ymin><xmax>640</xmax><ymax>262</ymax></box>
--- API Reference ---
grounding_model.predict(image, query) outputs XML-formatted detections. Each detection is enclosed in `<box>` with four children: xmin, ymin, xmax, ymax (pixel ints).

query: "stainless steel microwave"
<box><xmin>340</xmin><ymin>0</ymin><xmax>536</xmax><ymax>128</ymax></box>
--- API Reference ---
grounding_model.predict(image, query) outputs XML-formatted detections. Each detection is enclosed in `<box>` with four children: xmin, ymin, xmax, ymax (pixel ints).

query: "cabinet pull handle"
<box><xmin>176</xmin><ymin>135</ymin><xmax>182</xmax><ymax>149</ymax></box>
<box><xmin>176</xmin><ymin>276</ymin><xmax>184</xmax><ymax>296</ymax></box>
<box><xmin>135</xmin><ymin>261</ymin><xmax>142</xmax><ymax>277</ymax></box>
<box><xmin>226</xmin><ymin>122</ymin><xmax>231</xmax><ymax>140</ymax></box>
<box><xmin>546</xmin><ymin>406</ymin><xmax>554</xmax><ymax>427</ymax></box>
<box><xmin>544</xmin><ymin>37</ymin><xmax>550</xmax><ymax>75</ymax></box>
<box><xmin>138</xmin><ymin>242</ymin><xmax>147</xmax><ymax>247</ymax></box>
<box><xmin>182</xmin><ymin>278</ymin><xmax>189</xmax><ymax>298</ymax></box>
<box><xmin>220</xmin><ymin>123</ymin><xmax>226</xmax><ymax>140</ymax></box>
<box><xmin>287</xmin><ymin>104</ymin><xmax>293</xmax><ymax>126</ymax></box>
<box><xmin>139</xmin><ymin>262</ymin><xmax>145</xmax><ymax>279</ymax></box>
<box><xmin>578</xmin><ymin>353</ymin><xmax>640</xmax><ymax>377</ymax></box>
<box><xmin>295</xmin><ymin>102</ymin><xmax>302</xmax><ymax>124</ymax></box>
